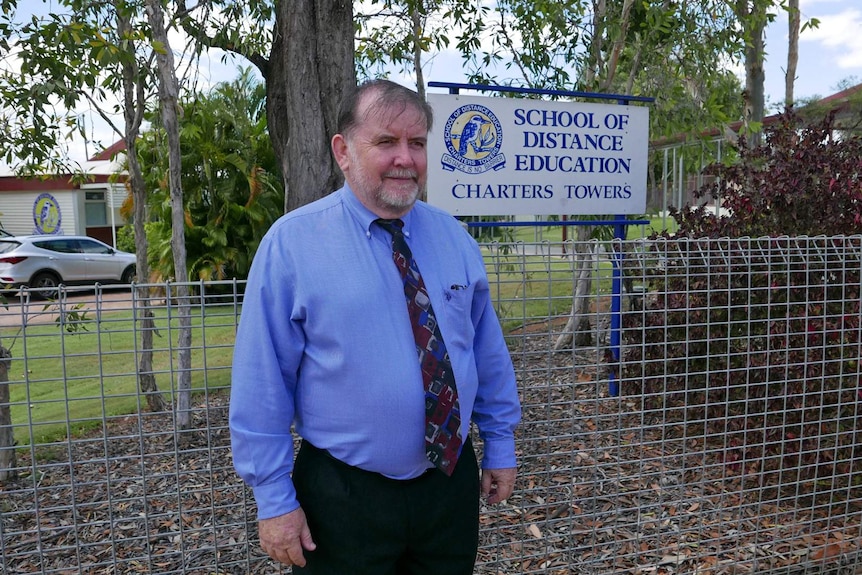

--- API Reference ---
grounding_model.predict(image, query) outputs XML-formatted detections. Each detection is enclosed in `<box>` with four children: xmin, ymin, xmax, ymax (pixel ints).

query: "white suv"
<box><xmin>0</xmin><ymin>235</ymin><xmax>137</xmax><ymax>299</ymax></box>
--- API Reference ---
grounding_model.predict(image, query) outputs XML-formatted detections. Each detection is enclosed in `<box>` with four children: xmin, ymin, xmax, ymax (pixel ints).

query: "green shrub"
<box><xmin>116</xmin><ymin>224</ymin><xmax>136</xmax><ymax>253</ymax></box>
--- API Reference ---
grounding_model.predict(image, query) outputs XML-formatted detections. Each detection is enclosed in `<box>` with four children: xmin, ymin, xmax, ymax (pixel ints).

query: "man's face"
<box><xmin>332</xmin><ymin>95</ymin><xmax>429</xmax><ymax>219</ymax></box>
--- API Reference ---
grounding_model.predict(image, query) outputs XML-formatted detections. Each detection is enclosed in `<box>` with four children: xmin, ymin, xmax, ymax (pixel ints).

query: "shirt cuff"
<box><xmin>252</xmin><ymin>477</ymin><xmax>300</xmax><ymax>520</ymax></box>
<box><xmin>479</xmin><ymin>436</ymin><xmax>517</xmax><ymax>470</ymax></box>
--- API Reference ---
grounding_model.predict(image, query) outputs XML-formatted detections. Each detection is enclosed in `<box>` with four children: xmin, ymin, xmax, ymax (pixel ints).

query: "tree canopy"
<box><xmin>1</xmin><ymin>0</ymin><xmax>823</xmax><ymax>214</ymax></box>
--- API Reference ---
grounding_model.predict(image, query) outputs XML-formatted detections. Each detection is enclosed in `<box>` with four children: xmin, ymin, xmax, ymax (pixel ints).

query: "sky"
<box><xmin>4</xmin><ymin>0</ymin><xmax>862</xmax><ymax>168</ymax></box>
<box><xmin>760</xmin><ymin>0</ymin><xmax>862</xmax><ymax>110</ymax></box>
<box><xmin>415</xmin><ymin>0</ymin><xmax>862</xmax><ymax>111</ymax></box>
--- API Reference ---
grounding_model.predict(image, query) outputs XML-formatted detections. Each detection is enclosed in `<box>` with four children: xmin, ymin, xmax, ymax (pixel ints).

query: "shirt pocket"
<box><xmin>438</xmin><ymin>282</ymin><xmax>475</xmax><ymax>352</ymax></box>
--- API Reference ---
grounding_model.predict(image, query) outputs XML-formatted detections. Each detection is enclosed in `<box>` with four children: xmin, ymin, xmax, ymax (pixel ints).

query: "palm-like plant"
<box><xmin>137</xmin><ymin>68</ymin><xmax>284</xmax><ymax>282</ymax></box>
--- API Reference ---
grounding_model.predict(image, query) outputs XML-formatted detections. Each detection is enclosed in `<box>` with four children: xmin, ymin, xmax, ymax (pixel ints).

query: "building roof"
<box><xmin>651</xmin><ymin>82</ymin><xmax>862</xmax><ymax>150</ymax></box>
<box><xmin>0</xmin><ymin>144</ymin><xmax>127</xmax><ymax>191</ymax></box>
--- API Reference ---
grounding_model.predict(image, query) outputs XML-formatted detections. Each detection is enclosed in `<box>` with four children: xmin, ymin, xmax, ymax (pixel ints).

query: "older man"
<box><xmin>230</xmin><ymin>79</ymin><xmax>521</xmax><ymax>575</ymax></box>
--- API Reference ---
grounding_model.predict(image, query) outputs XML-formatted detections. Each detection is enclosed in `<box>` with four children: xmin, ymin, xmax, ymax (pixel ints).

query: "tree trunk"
<box><xmin>624</xmin><ymin>41</ymin><xmax>643</xmax><ymax>97</ymax></box>
<box><xmin>583</xmin><ymin>0</ymin><xmax>606</xmax><ymax>90</ymax></box>
<box><xmin>146</xmin><ymin>0</ymin><xmax>193</xmax><ymax>429</ymax></box>
<box><xmin>785</xmin><ymin>0</ymin><xmax>800</xmax><ymax>108</ymax></box>
<box><xmin>601</xmin><ymin>0</ymin><xmax>635</xmax><ymax>93</ymax></box>
<box><xmin>0</xmin><ymin>344</ymin><xmax>15</xmax><ymax>482</ymax></box>
<box><xmin>268</xmin><ymin>0</ymin><xmax>356</xmax><ymax>213</ymax></box>
<box><xmin>571</xmin><ymin>226</ymin><xmax>595</xmax><ymax>346</ymax></box>
<box><xmin>554</xmin><ymin>235</ymin><xmax>595</xmax><ymax>351</ymax></box>
<box><xmin>738</xmin><ymin>0</ymin><xmax>767</xmax><ymax>146</ymax></box>
<box><xmin>117</xmin><ymin>5</ymin><xmax>166</xmax><ymax>414</ymax></box>
<box><xmin>125</xmin><ymin>134</ymin><xmax>164</xmax><ymax>413</ymax></box>
<box><xmin>745</xmin><ymin>23</ymin><xmax>765</xmax><ymax>128</ymax></box>
<box><xmin>412</xmin><ymin>4</ymin><xmax>425</xmax><ymax>100</ymax></box>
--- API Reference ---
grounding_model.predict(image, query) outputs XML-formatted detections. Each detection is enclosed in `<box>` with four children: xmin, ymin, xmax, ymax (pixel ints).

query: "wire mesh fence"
<box><xmin>1</xmin><ymin>235</ymin><xmax>861</xmax><ymax>574</ymax></box>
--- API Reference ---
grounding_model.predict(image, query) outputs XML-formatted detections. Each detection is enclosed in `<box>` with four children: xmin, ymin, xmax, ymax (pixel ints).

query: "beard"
<box><xmin>348</xmin><ymin>150</ymin><xmax>425</xmax><ymax>213</ymax></box>
<box><xmin>376</xmin><ymin>169</ymin><xmax>423</xmax><ymax>209</ymax></box>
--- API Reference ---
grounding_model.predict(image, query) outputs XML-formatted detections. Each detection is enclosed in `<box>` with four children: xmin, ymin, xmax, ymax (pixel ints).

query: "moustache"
<box><xmin>384</xmin><ymin>169</ymin><xmax>418</xmax><ymax>180</ymax></box>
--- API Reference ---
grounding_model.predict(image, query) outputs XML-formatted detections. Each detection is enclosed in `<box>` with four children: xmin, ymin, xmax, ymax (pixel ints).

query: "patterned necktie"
<box><xmin>376</xmin><ymin>218</ymin><xmax>463</xmax><ymax>476</ymax></box>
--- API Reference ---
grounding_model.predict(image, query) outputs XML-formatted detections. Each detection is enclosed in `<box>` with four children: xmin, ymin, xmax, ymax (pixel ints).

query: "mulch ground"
<box><xmin>2</xmin><ymin>330</ymin><xmax>862</xmax><ymax>574</ymax></box>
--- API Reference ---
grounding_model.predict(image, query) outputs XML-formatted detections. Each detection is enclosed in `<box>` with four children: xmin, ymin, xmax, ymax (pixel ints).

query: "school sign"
<box><xmin>426</xmin><ymin>93</ymin><xmax>649</xmax><ymax>216</ymax></box>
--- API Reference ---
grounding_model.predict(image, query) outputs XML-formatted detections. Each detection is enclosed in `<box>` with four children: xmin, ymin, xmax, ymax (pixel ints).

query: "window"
<box><xmin>78</xmin><ymin>239</ymin><xmax>113</xmax><ymax>254</ymax></box>
<box><xmin>34</xmin><ymin>239</ymin><xmax>79</xmax><ymax>253</ymax></box>
<box><xmin>85</xmin><ymin>190</ymin><xmax>108</xmax><ymax>226</ymax></box>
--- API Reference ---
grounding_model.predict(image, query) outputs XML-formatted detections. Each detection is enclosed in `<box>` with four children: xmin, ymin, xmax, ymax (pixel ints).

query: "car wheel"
<box><xmin>121</xmin><ymin>265</ymin><xmax>136</xmax><ymax>284</ymax></box>
<box><xmin>28</xmin><ymin>272</ymin><xmax>61</xmax><ymax>300</ymax></box>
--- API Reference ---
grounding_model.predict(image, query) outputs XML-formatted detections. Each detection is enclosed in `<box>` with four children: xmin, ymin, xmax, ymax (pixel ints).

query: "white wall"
<box><xmin>0</xmin><ymin>190</ymin><xmax>79</xmax><ymax>236</ymax></box>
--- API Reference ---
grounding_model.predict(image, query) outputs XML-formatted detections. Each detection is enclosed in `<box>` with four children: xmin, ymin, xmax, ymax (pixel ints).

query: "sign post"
<box><xmin>426</xmin><ymin>82</ymin><xmax>654</xmax><ymax>396</ymax></box>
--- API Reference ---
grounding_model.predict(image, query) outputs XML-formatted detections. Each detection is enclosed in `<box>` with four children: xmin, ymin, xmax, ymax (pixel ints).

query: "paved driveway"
<box><xmin>0</xmin><ymin>289</ymin><xmax>135</xmax><ymax>328</ymax></box>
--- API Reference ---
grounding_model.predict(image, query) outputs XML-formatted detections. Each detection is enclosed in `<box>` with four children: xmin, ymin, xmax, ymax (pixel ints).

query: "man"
<box><xmin>229</xmin><ymin>79</ymin><xmax>521</xmax><ymax>574</ymax></box>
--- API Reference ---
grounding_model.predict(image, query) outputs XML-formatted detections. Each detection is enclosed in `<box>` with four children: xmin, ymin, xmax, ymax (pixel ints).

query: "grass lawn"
<box><xmin>7</xmin><ymin>282</ymin><xmax>570</xmax><ymax>447</ymax></box>
<box><xmin>504</xmin><ymin>214</ymin><xmax>676</xmax><ymax>243</ymax></box>
<box><xmin>4</xmin><ymin>304</ymin><xmax>237</xmax><ymax>446</ymax></box>
<box><xmin>483</xmin><ymin>248</ymin><xmax>621</xmax><ymax>334</ymax></box>
<box><xmin>3</xmin><ymin>222</ymin><xmax>658</xmax><ymax>448</ymax></box>
<box><xmin>471</xmin><ymin>215</ymin><xmax>673</xmax><ymax>331</ymax></box>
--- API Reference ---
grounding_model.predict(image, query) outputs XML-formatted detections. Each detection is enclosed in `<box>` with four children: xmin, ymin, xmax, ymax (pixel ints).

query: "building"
<box><xmin>0</xmin><ymin>141</ymin><xmax>128</xmax><ymax>247</ymax></box>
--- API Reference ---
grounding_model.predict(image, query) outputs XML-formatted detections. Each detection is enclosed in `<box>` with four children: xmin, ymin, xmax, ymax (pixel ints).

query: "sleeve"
<box><xmin>229</xmin><ymin>230</ymin><xmax>305</xmax><ymax>519</ymax></box>
<box><xmin>466</xmin><ymin>240</ymin><xmax>522</xmax><ymax>470</ymax></box>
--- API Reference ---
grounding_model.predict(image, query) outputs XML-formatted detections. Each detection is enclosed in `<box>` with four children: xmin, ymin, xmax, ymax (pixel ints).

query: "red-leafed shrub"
<box><xmin>624</xmin><ymin>110</ymin><xmax>862</xmax><ymax>501</ymax></box>
<box><xmin>673</xmin><ymin>109</ymin><xmax>862</xmax><ymax>238</ymax></box>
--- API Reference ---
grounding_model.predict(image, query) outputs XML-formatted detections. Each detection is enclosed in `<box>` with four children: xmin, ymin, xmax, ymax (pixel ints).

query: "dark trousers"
<box><xmin>291</xmin><ymin>438</ymin><xmax>480</xmax><ymax>575</ymax></box>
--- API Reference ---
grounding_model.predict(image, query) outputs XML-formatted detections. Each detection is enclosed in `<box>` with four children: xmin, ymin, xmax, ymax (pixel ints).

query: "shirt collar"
<box><xmin>339</xmin><ymin>184</ymin><xmax>416</xmax><ymax>237</ymax></box>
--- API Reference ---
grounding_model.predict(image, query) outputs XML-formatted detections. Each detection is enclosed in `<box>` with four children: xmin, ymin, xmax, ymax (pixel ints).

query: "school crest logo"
<box><xmin>441</xmin><ymin>104</ymin><xmax>505</xmax><ymax>174</ymax></box>
<box><xmin>33</xmin><ymin>193</ymin><xmax>62</xmax><ymax>235</ymax></box>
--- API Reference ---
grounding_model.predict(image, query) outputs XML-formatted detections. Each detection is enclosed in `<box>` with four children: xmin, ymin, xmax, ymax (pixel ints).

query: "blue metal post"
<box><xmin>609</xmin><ymin>216</ymin><xmax>626</xmax><ymax>397</ymax></box>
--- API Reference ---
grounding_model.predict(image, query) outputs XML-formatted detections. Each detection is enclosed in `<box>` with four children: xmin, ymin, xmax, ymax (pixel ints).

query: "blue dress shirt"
<box><xmin>229</xmin><ymin>185</ymin><xmax>521</xmax><ymax>520</ymax></box>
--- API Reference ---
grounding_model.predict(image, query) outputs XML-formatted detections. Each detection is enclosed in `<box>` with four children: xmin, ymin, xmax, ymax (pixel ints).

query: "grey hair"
<box><xmin>337</xmin><ymin>79</ymin><xmax>433</xmax><ymax>137</ymax></box>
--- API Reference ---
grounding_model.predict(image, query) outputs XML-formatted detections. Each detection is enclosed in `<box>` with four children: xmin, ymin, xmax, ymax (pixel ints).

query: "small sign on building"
<box><xmin>33</xmin><ymin>192</ymin><xmax>63</xmax><ymax>234</ymax></box>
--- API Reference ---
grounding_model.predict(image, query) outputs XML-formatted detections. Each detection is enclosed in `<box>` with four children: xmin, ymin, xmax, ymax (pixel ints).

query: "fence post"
<box><xmin>0</xmin><ymin>343</ymin><xmax>15</xmax><ymax>481</ymax></box>
<box><xmin>608</xmin><ymin>217</ymin><xmax>627</xmax><ymax>396</ymax></box>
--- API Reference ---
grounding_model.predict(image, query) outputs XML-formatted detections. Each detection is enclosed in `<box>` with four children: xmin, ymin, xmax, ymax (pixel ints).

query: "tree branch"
<box><xmin>172</xmin><ymin>0</ymin><xmax>270</xmax><ymax>78</ymax></box>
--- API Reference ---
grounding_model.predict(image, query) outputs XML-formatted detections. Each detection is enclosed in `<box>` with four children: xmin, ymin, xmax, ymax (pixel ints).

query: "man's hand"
<box><xmin>259</xmin><ymin>507</ymin><xmax>317</xmax><ymax>567</ymax></box>
<box><xmin>481</xmin><ymin>467</ymin><xmax>516</xmax><ymax>504</ymax></box>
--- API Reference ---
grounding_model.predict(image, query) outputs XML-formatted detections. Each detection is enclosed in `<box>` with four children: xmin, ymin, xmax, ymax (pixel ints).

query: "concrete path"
<box><xmin>0</xmin><ymin>289</ymin><xmax>135</xmax><ymax>328</ymax></box>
